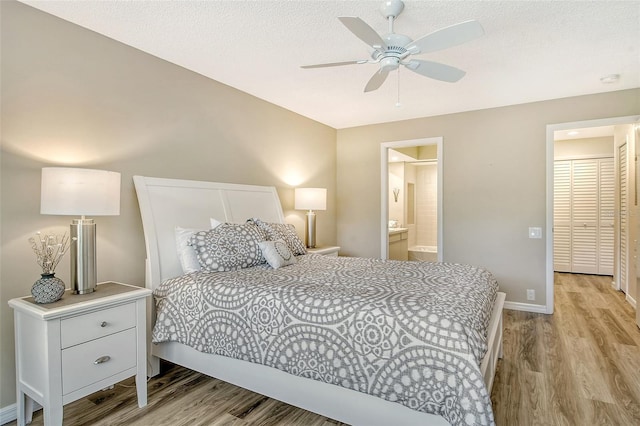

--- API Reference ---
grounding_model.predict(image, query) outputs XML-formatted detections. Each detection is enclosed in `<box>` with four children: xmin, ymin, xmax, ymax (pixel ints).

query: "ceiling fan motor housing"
<box><xmin>373</xmin><ymin>32</ymin><xmax>412</xmax><ymax>72</ymax></box>
<box><xmin>384</xmin><ymin>32</ymin><xmax>412</xmax><ymax>50</ymax></box>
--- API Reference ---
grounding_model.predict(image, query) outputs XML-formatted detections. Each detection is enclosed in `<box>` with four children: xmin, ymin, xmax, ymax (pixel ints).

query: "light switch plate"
<box><xmin>529</xmin><ymin>227</ymin><xmax>542</xmax><ymax>239</ymax></box>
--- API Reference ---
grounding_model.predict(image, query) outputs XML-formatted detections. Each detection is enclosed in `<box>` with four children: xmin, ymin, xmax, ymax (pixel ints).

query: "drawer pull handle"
<box><xmin>100</xmin><ymin>321</ymin><xmax>108</xmax><ymax>328</ymax></box>
<box><xmin>94</xmin><ymin>356</ymin><xmax>111</xmax><ymax>365</ymax></box>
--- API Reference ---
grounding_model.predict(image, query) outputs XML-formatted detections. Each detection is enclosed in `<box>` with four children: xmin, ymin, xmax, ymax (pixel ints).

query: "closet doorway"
<box><xmin>380</xmin><ymin>137</ymin><xmax>443</xmax><ymax>260</ymax></box>
<box><xmin>547</xmin><ymin>115</ymin><xmax>640</xmax><ymax>317</ymax></box>
<box><xmin>553</xmin><ymin>148</ymin><xmax>614</xmax><ymax>275</ymax></box>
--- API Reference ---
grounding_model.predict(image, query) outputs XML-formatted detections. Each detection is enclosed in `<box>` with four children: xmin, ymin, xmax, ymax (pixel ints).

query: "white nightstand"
<box><xmin>307</xmin><ymin>246</ymin><xmax>340</xmax><ymax>257</ymax></box>
<box><xmin>8</xmin><ymin>281</ymin><xmax>152</xmax><ymax>426</ymax></box>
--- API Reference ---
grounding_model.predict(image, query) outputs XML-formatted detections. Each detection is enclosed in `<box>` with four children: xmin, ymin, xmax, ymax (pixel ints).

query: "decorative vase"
<box><xmin>31</xmin><ymin>273</ymin><xmax>66</xmax><ymax>304</ymax></box>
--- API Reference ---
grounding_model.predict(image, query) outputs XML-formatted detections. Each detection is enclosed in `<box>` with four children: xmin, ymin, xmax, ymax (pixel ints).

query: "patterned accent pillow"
<box><xmin>258</xmin><ymin>240</ymin><xmax>297</xmax><ymax>269</ymax></box>
<box><xmin>189</xmin><ymin>223</ymin><xmax>265</xmax><ymax>272</ymax></box>
<box><xmin>176</xmin><ymin>221</ymin><xmax>223</xmax><ymax>274</ymax></box>
<box><xmin>248</xmin><ymin>218</ymin><xmax>307</xmax><ymax>256</ymax></box>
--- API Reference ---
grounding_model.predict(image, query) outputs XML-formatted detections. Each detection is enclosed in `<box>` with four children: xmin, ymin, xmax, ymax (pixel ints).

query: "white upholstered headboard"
<box><xmin>133</xmin><ymin>176</ymin><xmax>285</xmax><ymax>290</ymax></box>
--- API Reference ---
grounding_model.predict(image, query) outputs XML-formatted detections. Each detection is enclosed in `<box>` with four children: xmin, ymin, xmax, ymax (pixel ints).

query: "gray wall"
<box><xmin>336</xmin><ymin>89</ymin><xmax>639</xmax><ymax>309</ymax></box>
<box><xmin>0</xmin><ymin>1</ymin><xmax>336</xmax><ymax>409</ymax></box>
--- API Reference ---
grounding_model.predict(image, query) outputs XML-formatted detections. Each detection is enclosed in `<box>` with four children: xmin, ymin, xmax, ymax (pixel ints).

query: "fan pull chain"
<box><xmin>395</xmin><ymin>68</ymin><xmax>402</xmax><ymax>108</ymax></box>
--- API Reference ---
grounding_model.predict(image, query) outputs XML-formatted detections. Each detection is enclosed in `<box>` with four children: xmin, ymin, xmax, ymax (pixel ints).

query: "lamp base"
<box><xmin>70</xmin><ymin>218</ymin><xmax>97</xmax><ymax>294</ymax></box>
<box><xmin>305</xmin><ymin>211</ymin><xmax>317</xmax><ymax>248</ymax></box>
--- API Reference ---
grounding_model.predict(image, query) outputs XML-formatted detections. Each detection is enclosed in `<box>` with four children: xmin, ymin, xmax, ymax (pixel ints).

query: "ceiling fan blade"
<box><xmin>405</xmin><ymin>59</ymin><xmax>466</xmax><ymax>82</ymax></box>
<box><xmin>405</xmin><ymin>20</ymin><xmax>484</xmax><ymax>55</ymax></box>
<box><xmin>301</xmin><ymin>60</ymin><xmax>363</xmax><ymax>69</ymax></box>
<box><xmin>338</xmin><ymin>17</ymin><xmax>387</xmax><ymax>50</ymax></box>
<box><xmin>364</xmin><ymin>69</ymin><xmax>390</xmax><ymax>92</ymax></box>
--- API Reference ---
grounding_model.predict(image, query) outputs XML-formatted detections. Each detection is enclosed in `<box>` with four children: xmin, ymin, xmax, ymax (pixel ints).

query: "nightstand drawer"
<box><xmin>61</xmin><ymin>302</ymin><xmax>136</xmax><ymax>348</ymax></box>
<box><xmin>62</xmin><ymin>328</ymin><xmax>137</xmax><ymax>395</ymax></box>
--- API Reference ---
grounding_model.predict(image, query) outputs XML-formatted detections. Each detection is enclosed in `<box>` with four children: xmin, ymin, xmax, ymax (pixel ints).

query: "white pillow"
<box><xmin>258</xmin><ymin>240</ymin><xmax>296</xmax><ymax>269</ymax></box>
<box><xmin>210</xmin><ymin>218</ymin><xmax>222</xmax><ymax>228</ymax></box>
<box><xmin>175</xmin><ymin>226</ymin><xmax>202</xmax><ymax>274</ymax></box>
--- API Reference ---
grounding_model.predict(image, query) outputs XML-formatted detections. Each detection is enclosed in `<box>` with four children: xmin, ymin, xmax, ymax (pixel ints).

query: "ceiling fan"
<box><xmin>301</xmin><ymin>0</ymin><xmax>484</xmax><ymax>92</ymax></box>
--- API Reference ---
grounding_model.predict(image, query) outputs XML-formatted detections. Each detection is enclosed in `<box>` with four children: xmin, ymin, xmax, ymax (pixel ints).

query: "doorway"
<box><xmin>553</xmin><ymin>127</ymin><xmax>615</xmax><ymax>276</ymax></box>
<box><xmin>380</xmin><ymin>137</ymin><xmax>442</xmax><ymax>260</ymax></box>
<box><xmin>546</xmin><ymin>115</ymin><xmax>640</xmax><ymax>315</ymax></box>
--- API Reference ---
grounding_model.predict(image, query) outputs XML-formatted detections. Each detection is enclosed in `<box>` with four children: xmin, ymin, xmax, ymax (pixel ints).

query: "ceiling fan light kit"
<box><xmin>302</xmin><ymin>0</ymin><xmax>484</xmax><ymax>93</ymax></box>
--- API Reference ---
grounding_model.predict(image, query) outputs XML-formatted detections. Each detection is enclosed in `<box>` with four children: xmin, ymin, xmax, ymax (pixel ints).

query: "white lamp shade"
<box><xmin>41</xmin><ymin>167</ymin><xmax>121</xmax><ymax>216</ymax></box>
<box><xmin>295</xmin><ymin>188</ymin><xmax>327</xmax><ymax>211</ymax></box>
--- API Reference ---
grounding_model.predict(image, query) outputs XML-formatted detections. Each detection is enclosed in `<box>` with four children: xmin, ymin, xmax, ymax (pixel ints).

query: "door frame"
<box><xmin>380</xmin><ymin>137</ymin><xmax>443</xmax><ymax>260</ymax></box>
<box><xmin>546</xmin><ymin>115</ymin><xmax>640</xmax><ymax>314</ymax></box>
<box><xmin>617</xmin><ymin>141</ymin><xmax>629</xmax><ymax>293</ymax></box>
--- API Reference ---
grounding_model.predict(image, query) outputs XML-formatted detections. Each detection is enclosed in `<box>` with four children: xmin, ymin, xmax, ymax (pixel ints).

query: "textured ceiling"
<box><xmin>20</xmin><ymin>0</ymin><xmax>640</xmax><ymax>129</ymax></box>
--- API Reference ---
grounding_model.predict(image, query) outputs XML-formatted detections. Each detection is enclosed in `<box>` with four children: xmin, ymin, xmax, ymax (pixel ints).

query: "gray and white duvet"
<box><xmin>152</xmin><ymin>254</ymin><xmax>499</xmax><ymax>425</ymax></box>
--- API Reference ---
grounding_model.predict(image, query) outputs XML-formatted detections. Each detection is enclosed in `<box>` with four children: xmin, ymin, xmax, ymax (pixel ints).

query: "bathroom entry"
<box><xmin>380</xmin><ymin>137</ymin><xmax>442</xmax><ymax>261</ymax></box>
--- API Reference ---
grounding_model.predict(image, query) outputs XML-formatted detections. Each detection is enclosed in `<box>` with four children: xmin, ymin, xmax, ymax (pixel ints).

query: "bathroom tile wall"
<box><xmin>416</xmin><ymin>163</ymin><xmax>438</xmax><ymax>247</ymax></box>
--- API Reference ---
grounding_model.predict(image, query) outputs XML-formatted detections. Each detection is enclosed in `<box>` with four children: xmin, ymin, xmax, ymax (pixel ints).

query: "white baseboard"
<box><xmin>504</xmin><ymin>300</ymin><xmax>548</xmax><ymax>314</ymax></box>
<box><xmin>0</xmin><ymin>403</ymin><xmax>18</xmax><ymax>425</ymax></box>
<box><xmin>1</xmin><ymin>402</ymin><xmax>42</xmax><ymax>425</ymax></box>
<box><xmin>626</xmin><ymin>294</ymin><xmax>637</xmax><ymax>309</ymax></box>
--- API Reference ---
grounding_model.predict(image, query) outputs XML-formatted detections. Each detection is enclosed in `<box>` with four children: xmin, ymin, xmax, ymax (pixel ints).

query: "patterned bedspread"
<box><xmin>153</xmin><ymin>254</ymin><xmax>499</xmax><ymax>425</ymax></box>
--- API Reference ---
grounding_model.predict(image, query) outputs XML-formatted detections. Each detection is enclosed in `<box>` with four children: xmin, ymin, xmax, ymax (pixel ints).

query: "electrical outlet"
<box><xmin>527</xmin><ymin>289</ymin><xmax>535</xmax><ymax>301</ymax></box>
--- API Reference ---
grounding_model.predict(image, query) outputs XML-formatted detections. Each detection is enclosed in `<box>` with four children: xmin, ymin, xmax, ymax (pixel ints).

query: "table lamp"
<box><xmin>295</xmin><ymin>188</ymin><xmax>326</xmax><ymax>248</ymax></box>
<box><xmin>40</xmin><ymin>167</ymin><xmax>121</xmax><ymax>294</ymax></box>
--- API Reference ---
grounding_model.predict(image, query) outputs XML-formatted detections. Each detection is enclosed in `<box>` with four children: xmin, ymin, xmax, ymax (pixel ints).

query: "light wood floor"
<box><xmin>493</xmin><ymin>273</ymin><xmax>640</xmax><ymax>425</ymax></box>
<box><xmin>8</xmin><ymin>273</ymin><xmax>640</xmax><ymax>425</ymax></box>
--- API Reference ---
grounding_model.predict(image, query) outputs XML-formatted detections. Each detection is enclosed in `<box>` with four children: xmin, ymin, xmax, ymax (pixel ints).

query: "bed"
<box><xmin>133</xmin><ymin>175</ymin><xmax>506</xmax><ymax>426</ymax></box>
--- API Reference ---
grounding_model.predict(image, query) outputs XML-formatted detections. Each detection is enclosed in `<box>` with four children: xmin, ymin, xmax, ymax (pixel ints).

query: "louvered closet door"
<box><xmin>554</xmin><ymin>161</ymin><xmax>572</xmax><ymax>272</ymax></box>
<box><xmin>619</xmin><ymin>144</ymin><xmax>628</xmax><ymax>290</ymax></box>
<box><xmin>571</xmin><ymin>160</ymin><xmax>598</xmax><ymax>274</ymax></box>
<box><xmin>598</xmin><ymin>158</ymin><xmax>614</xmax><ymax>275</ymax></box>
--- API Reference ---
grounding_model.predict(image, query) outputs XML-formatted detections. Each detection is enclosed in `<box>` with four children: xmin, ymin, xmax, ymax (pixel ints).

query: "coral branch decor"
<box><xmin>29</xmin><ymin>232</ymin><xmax>72</xmax><ymax>303</ymax></box>
<box><xmin>29</xmin><ymin>231</ymin><xmax>71</xmax><ymax>274</ymax></box>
